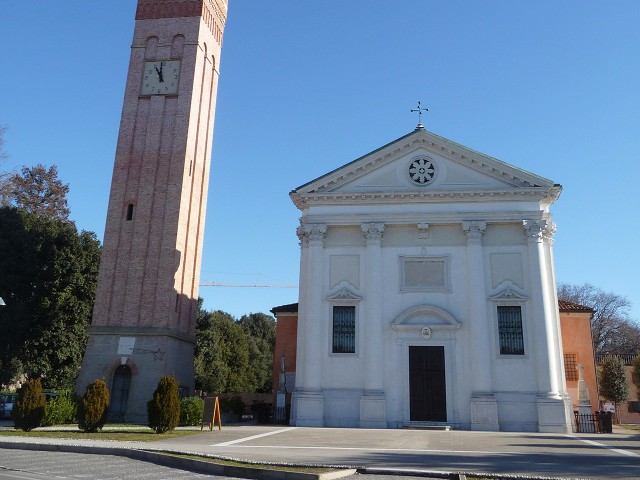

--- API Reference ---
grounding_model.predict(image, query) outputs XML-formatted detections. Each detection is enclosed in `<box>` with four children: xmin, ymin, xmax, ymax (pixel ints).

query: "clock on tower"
<box><xmin>77</xmin><ymin>0</ymin><xmax>228</xmax><ymax>422</ymax></box>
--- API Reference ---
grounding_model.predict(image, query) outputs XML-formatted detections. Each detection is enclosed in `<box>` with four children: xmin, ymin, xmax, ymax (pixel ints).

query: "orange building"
<box><xmin>558</xmin><ymin>301</ymin><xmax>598</xmax><ymax>412</ymax></box>
<box><xmin>270</xmin><ymin>303</ymin><xmax>299</xmax><ymax>412</ymax></box>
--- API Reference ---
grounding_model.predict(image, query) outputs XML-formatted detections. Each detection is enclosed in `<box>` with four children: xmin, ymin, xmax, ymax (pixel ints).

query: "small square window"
<box><xmin>332</xmin><ymin>306</ymin><xmax>355</xmax><ymax>354</ymax></box>
<box><xmin>564</xmin><ymin>353</ymin><xmax>578</xmax><ymax>381</ymax></box>
<box><xmin>497</xmin><ymin>306</ymin><xmax>524</xmax><ymax>355</ymax></box>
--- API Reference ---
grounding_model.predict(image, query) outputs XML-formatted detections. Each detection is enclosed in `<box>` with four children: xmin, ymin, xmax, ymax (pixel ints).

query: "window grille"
<box><xmin>564</xmin><ymin>353</ymin><xmax>579</xmax><ymax>381</ymax></box>
<box><xmin>497</xmin><ymin>306</ymin><xmax>524</xmax><ymax>355</ymax></box>
<box><xmin>332</xmin><ymin>306</ymin><xmax>355</xmax><ymax>353</ymax></box>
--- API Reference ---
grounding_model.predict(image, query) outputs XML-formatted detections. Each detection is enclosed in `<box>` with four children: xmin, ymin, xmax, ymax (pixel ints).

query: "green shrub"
<box><xmin>78</xmin><ymin>379</ymin><xmax>110</xmax><ymax>433</ymax></box>
<box><xmin>219</xmin><ymin>395</ymin><xmax>245</xmax><ymax>415</ymax></box>
<box><xmin>12</xmin><ymin>378</ymin><xmax>47</xmax><ymax>431</ymax></box>
<box><xmin>42</xmin><ymin>390</ymin><xmax>78</xmax><ymax>426</ymax></box>
<box><xmin>147</xmin><ymin>376</ymin><xmax>180</xmax><ymax>434</ymax></box>
<box><xmin>180</xmin><ymin>396</ymin><xmax>204</xmax><ymax>426</ymax></box>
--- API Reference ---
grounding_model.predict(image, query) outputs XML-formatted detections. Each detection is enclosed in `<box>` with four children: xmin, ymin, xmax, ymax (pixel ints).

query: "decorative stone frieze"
<box><xmin>361</xmin><ymin>223</ymin><xmax>385</xmax><ymax>241</ymax></box>
<box><xmin>326</xmin><ymin>281</ymin><xmax>363</xmax><ymax>303</ymax></box>
<box><xmin>462</xmin><ymin>220</ymin><xmax>486</xmax><ymax>240</ymax></box>
<box><xmin>488</xmin><ymin>281</ymin><xmax>529</xmax><ymax>302</ymax></box>
<box><xmin>417</xmin><ymin>223</ymin><xmax>429</xmax><ymax>240</ymax></box>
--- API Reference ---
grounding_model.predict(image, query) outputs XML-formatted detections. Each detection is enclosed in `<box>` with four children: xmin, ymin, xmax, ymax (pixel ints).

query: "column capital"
<box><xmin>462</xmin><ymin>221</ymin><xmax>486</xmax><ymax>240</ymax></box>
<box><xmin>297</xmin><ymin>223</ymin><xmax>327</xmax><ymax>247</ymax></box>
<box><xmin>523</xmin><ymin>220</ymin><xmax>556</xmax><ymax>244</ymax></box>
<box><xmin>361</xmin><ymin>223</ymin><xmax>385</xmax><ymax>242</ymax></box>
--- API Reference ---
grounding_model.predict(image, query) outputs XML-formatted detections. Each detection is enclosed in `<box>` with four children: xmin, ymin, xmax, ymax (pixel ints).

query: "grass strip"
<box><xmin>163</xmin><ymin>453</ymin><xmax>335</xmax><ymax>474</ymax></box>
<box><xmin>0</xmin><ymin>429</ymin><xmax>202</xmax><ymax>442</ymax></box>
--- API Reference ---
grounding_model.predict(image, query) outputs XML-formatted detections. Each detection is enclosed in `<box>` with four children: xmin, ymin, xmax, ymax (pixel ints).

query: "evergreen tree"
<box><xmin>147</xmin><ymin>375</ymin><xmax>180</xmax><ymax>434</ymax></box>
<box><xmin>239</xmin><ymin>313</ymin><xmax>276</xmax><ymax>392</ymax></box>
<box><xmin>0</xmin><ymin>208</ymin><xmax>100</xmax><ymax>388</ymax></box>
<box><xmin>599</xmin><ymin>356</ymin><xmax>628</xmax><ymax>417</ymax></box>
<box><xmin>194</xmin><ymin>303</ymin><xmax>276</xmax><ymax>394</ymax></box>
<box><xmin>12</xmin><ymin>378</ymin><xmax>47</xmax><ymax>431</ymax></box>
<box><xmin>78</xmin><ymin>379</ymin><xmax>110</xmax><ymax>433</ymax></box>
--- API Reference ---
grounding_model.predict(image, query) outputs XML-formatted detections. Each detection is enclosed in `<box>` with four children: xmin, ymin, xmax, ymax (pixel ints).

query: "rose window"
<box><xmin>408</xmin><ymin>157</ymin><xmax>435</xmax><ymax>185</ymax></box>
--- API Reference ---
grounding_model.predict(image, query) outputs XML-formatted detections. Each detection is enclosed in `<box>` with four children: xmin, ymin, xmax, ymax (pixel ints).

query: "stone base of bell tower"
<box><xmin>76</xmin><ymin>327</ymin><xmax>195</xmax><ymax>424</ymax></box>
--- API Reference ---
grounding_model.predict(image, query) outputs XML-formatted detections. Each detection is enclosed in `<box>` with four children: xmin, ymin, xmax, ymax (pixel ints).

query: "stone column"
<box><xmin>523</xmin><ymin>220</ymin><xmax>571</xmax><ymax>433</ymax></box>
<box><xmin>462</xmin><ymin>221</ymin><xmax>499</xmax><ymax>431</ymax></box>
<box><xmin>291</xmin><ymin>223</ymin><xmax>326</xmax><ymax>427</ymax></box>
<box><xmin>360</xmin><ymin>223</ymin><xmax>387</xmax><ymax>428</ymax></box>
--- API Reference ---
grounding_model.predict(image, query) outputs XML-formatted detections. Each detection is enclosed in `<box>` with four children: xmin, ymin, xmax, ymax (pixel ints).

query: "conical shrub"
<box><xmin>147</xmin><ymin>375</ymin><xmax>180</xmax><ymax>434</ymax></box>
<box><xmin>78</xmin><ymin>379</ymin><xmax>110</xmax><ymax>433</ymax></box>
<box><xmin>12</xmin><ymin>378</ymin><xmax>46</xmax><ymax>431</ymax></box>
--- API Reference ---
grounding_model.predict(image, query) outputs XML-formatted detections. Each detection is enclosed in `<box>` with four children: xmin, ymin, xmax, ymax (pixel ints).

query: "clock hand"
<box><xmin>153</xmin><ymin>64</ymin><xmax>164</xmax><ymax>83</ymax></box>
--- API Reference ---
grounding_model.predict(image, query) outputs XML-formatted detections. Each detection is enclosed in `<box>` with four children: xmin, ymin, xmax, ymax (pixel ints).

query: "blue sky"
<box><xmin>1</xmin><ymin>1</ymin><xmax>638</xmax><ymax>321</ymax></box>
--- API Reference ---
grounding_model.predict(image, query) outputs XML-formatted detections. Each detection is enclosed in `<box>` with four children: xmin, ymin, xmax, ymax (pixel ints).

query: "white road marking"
<box><xmin>211</xmin><ymin>427</ymin><xmax>298</xmax><ymax>446</ymax></box>
<box><xmin>212</xmin><ymin>444</ymin><xmax>521</xmax><ymax>455</ymax></box>
<box><xmin>567</xmin><ymin>436</ymin><xmax>639</xmax><ymax>458</ymax></box>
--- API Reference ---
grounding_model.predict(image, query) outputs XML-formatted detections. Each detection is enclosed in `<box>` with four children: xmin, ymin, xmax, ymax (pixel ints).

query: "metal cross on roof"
<box><xmin>411</xmin><ymin>101</ymin><xmax>428</xmax><ymax>128</ymax></box>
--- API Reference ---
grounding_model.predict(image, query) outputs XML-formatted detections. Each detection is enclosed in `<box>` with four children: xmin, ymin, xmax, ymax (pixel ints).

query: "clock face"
<box><xmin>140</xmin><ymin>60</ymin><xmax>181</xmax><ymax>96</ymax></box>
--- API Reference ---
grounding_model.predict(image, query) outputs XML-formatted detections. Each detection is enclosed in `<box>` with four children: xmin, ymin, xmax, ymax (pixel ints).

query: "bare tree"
<box><xmin>558</xmin><ymin>283</ymin><xmax>640</xmax><ymax>355</ymax></box>
<box><xmin>0</xmin><ymin>125</ymin><xmax>11</xmax><ymax>206</ymax></box>
<box><xmin>0</xmin><ymin>125</ymin><xmax>7</xmax><ymax>162</ymax></box>
<box><xmin>9</xmin><ymin>164</ymin><xmax>70</xmax><ymax>221</ymax></box>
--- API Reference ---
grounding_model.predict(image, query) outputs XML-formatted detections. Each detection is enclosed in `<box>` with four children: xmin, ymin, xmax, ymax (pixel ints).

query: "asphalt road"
<box><xmin>150</xmin><ymin>426</ymin><xmax>640</xmax><ymax>479</ymax></box>
<box><xmin>0</xmin><ymin>449</ymin><xmax>440</xmax><ymax>480</ymax></box>
<box><xmin>0</xmin><ymin>424</ymin><xmax>638</xmax><ymax>479</ymax></box>
<box><xmin>0</xmin><ymin>449</ymin><xmax>237</xmax><ymax>480</ymax></box>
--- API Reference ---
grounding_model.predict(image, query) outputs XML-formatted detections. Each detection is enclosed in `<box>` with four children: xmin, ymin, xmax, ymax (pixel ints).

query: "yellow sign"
<box><xmin>201</xmin><ymin>396</ymin><xmax>222</xmax><ymax>431</ymax></box>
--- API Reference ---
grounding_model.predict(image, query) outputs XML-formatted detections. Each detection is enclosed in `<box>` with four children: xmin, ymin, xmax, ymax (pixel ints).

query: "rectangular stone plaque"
<box><xmin>117</xmin><ymin>337</ymin><xmax>136</xmax><ymax>355</ymax></box>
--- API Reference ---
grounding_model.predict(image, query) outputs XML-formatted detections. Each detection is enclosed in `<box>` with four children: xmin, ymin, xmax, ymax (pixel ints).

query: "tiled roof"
<box><xmin>558</xmin><ymin>300</ymin><xmax>593</xmax><ymax>312</ymax></box>
<box><xmin>270</xmin><ymin>303</ymin><xmax>299</xmax><ymax>314</ymax></box>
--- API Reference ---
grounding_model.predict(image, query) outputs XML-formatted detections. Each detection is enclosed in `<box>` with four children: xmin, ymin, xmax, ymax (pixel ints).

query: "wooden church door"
<box><xmin>409</xmin><ymin>346</ymin><xmax>447</xmax><ymax>421</ymax></box>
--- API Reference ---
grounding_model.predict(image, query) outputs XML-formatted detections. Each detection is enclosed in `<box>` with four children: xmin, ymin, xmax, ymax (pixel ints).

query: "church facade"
<box><xmin>289</xmin><ymin>125</ymin><xmax>573</xmax><ymax>432</ymax></box>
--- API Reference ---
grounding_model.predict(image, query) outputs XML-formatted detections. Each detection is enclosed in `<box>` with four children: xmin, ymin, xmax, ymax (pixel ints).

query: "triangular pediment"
<box><xmin>291</xmin><ymin>127</ymin><xmax>561</xmax><ymax>209</ymax></box>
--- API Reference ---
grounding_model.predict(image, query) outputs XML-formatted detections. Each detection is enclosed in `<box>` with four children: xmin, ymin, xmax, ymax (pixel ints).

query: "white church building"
<box><xmin>289</xmin><ymin>124</ymin><xmax>573</xmax><ymax>432</ymax></box>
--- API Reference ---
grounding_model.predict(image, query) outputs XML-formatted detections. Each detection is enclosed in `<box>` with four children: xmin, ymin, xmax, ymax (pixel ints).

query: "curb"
<box><xmin>364</xmin><ymin>467</ymin><xmax>586</xmax><ymax>480</ymax></box>
<box><xmin>0</xmin><ymin>441</ymin><xmax>356</xmax><ymax>480</ymax></box>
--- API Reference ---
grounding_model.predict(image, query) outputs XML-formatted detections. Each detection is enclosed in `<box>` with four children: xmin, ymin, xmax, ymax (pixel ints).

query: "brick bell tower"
<box><xmin>77</xmin><ymin>0</ymin><xmax>228</xmax><ymax>422</ymax></box>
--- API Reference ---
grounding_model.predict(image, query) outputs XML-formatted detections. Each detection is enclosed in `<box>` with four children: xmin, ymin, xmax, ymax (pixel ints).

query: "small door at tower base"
<box><xmin>108</xmin><ymin>365</ymin><xmax>131</xmax><ymax>421</ymax></box>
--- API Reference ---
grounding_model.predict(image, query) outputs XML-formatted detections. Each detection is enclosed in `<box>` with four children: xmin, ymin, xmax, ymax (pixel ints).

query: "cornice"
<box><xmin>299</xmin><ymin>211</ymin><xmax>549</xmax><ymax>227</ymax></box>
<box><xmin>135</xmin><ymin>0</ymin><xmax>227</xmax><ymax>45</ymax></box>
<box><xmin>291</xmin><ymin>187</ymin><xmax>557</xmax><ymax>210</ymax></box>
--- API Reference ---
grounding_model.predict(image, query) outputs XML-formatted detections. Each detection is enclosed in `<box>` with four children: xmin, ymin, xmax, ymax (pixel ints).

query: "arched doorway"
<box><xmin>109</xmin><ymin>365</ymin><xmax>131</xmax><ymax>421</ymax></box>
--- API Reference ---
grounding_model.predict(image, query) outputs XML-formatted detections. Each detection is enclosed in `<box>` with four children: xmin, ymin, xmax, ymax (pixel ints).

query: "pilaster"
<box><xmin>291</xmin><ymin>223</ymin><xmax>326</xmax><ymax>427</ymax></box>
<box><xmin>523</xmin><ymin>219</ymin><xmax>571</xmax><ymax>433</ymax></box>
<box><xmin>462</xmin><ymin>221</ymin><xmax>499</xmax><ymax>431</ymax></box>
<box><xmin>359</xmin><ymin>223</ymin><xmax>386</xmax><ymax>428</ymax></box>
